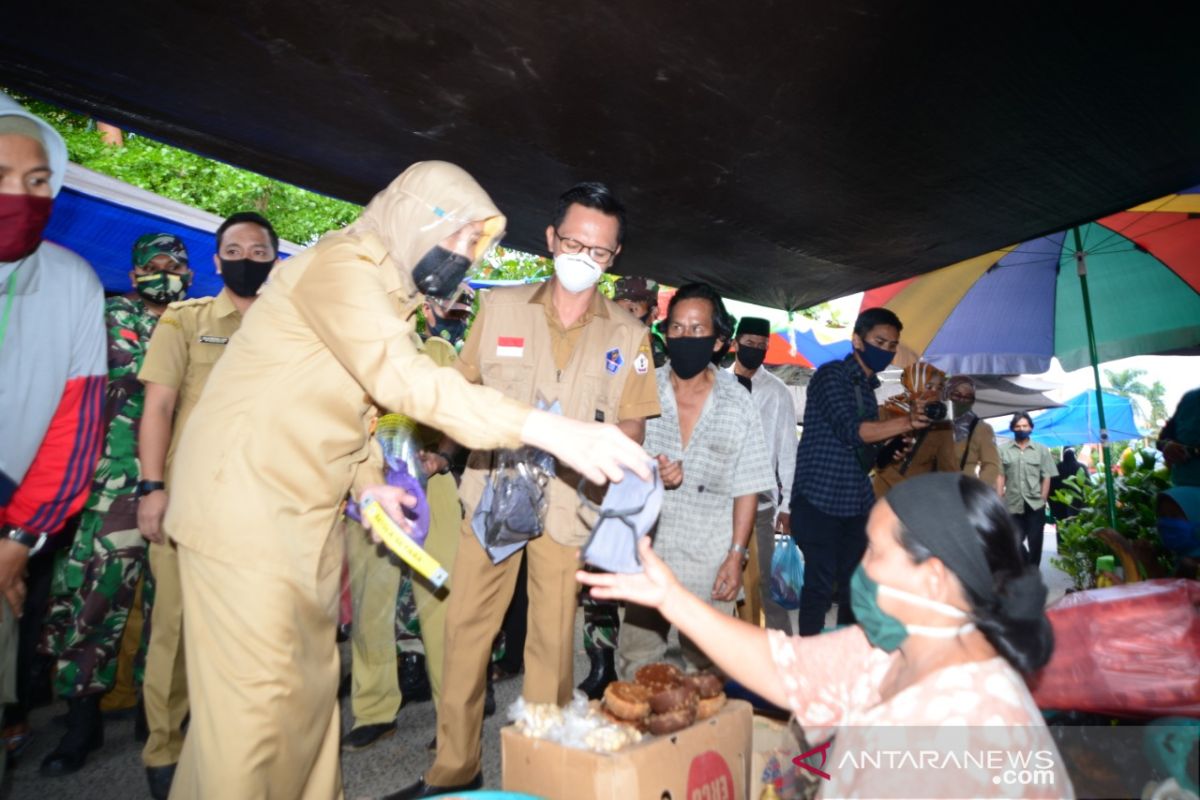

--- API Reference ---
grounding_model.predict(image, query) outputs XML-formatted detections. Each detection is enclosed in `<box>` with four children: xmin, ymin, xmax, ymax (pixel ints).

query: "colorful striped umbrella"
<box><xmin>861</xmin><ymin>184</ymin><xmax>1200</xmax><ymax>526</ymax></box>
<box><xmin>861</xmin><ymin>185</ymin><xmax>1200</xmax><ymax>375</ymax></box>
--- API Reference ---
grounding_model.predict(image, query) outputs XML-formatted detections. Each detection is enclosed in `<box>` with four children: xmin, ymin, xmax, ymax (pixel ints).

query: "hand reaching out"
<box><xmin>576</xmin><ymin>537</ymin><xmax>678</xmax><ymax>610</ymax></box>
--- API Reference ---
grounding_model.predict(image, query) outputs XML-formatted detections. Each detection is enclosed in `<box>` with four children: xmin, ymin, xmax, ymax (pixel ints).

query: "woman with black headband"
<box><xmin>578</xmin><ymin>473</ymin><xmax>1072</xmax><ymax>798</ymax></box>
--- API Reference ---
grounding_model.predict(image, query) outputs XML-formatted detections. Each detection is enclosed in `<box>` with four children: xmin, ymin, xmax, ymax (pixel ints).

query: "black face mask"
<box><xmin>220</xmin><ymin>258</ymin><xmax>273</xmax><ymax>298</ymax></box>
<box><xmin>429</xmin><ymin>313</ymin><xmax>468</xmax><ymax>343</ymax></box>
<box><xmin>666</xmin><ymin>335</ymin><xmax>717</xmax><ymax>379</ymax></box>
<box><xmin>412</xmin><ymin>245</ymin><xmax>471</xmax><ymax>298</ymax></box>
<box><xmin>735</xmin><ymin>345</ymin><xmax>767</xmax><ymax>371</ymax></box>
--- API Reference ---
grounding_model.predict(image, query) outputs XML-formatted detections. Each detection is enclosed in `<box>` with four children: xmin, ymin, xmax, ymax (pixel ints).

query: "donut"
<box><xmin>602</xmin><ymin>681</ymin><xmax>651</xmax><ymax>721</ymax></box>
<box><xmin>634</xmin><ymin>662</ymin><xmax>682</xmax><ymax>690</ymax></box>
<box><xmin>646</xmin><ymin>705</ymin><xmax>697</xmax><ymax>735</ymax></box>
<box><xmin>696</xmin><ymin>692</ymin><xmax>727</xmax><ymax>720</ymax></box>
<box><xmin>648</xmin><ymin>683</ymin><xmax>698</xmax><ymax>715</ymax></box>
<box><xmin>682</xmin><ymin>671</ymin><xmax>724</xmax><ymax>699</ymax></box>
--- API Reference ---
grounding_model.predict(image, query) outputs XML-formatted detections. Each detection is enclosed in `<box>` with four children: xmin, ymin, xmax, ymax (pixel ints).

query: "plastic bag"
<box><xmin>1028</xmin><ymin>579</ymin><xmax>1200</xmax><ymax>717</ymax></box>
<box><xmin>346</xmin><ymin>413</ymin><xmax>431</xmax><ymax>545</ymax></box>
<box><xmin>470</xmin><ymin>446</ymin><xmax>554</xmax><ymax>564</ymax></box>
<box><xmin>769</xmin><ymin>533</ymin><xmax>804</xmax><ymax>610</ymax></box>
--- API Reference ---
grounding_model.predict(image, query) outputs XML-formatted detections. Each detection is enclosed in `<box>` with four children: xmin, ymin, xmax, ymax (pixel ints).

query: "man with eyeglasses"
<box><xmin>390</xmin><ymin>182</ymin><xmax>660</xmax><ymax>798</ymax></box>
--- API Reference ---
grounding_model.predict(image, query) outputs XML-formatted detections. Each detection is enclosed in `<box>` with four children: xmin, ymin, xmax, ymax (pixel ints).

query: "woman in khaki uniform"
<box><xmin>162</xmin><ymin>161</ymin><xmax>649</xmax><ymax>800</ymax></box>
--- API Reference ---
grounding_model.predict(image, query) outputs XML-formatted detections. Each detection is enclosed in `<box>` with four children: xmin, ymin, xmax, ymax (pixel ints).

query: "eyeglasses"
<box><xmin>554</xmin><ymin>230</ymin><xmax>617</xmax><ymax>266</ymax></box>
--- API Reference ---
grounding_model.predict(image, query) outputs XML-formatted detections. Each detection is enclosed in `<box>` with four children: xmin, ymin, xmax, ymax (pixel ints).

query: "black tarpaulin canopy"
<box><xmin>4</xmin><ymin>3</ymin><xmax>1200</xmax><ymax>309</ymax></box>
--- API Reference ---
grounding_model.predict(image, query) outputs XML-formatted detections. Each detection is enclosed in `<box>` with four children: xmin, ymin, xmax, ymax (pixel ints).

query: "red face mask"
<box><xmin>0</xmin><ymin>194</ymin><xmax>53</xmax><ymax>261</ymax></box>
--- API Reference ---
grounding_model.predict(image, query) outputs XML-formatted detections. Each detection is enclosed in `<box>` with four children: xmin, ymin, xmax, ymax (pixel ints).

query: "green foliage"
<box><xmin>1050</xmin><ymin>449</ymin><xmax>1173</xmax><ymax>589</ymax></box>
<box><xmin>1104</xmin><ymin>367</ymin><xmax>1167</xmax><ymax>434</ymax></box>
<box><xmin>9</xmin><ymin>90</ymin><xmax>361</xmax><ymax>246</ymax></box>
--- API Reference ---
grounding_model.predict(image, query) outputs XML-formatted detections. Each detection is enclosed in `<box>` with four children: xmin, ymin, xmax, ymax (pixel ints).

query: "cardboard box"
<box><xmin>502</xmin><ymin>699</ymin><xmax>753</xmax><ymax>800</ymax></box>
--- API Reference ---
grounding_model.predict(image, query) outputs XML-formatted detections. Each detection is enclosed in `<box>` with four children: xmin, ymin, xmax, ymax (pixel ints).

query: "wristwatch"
<box><xmin>2</xmin><ymin>524</ymin><xmax>48</xmax><ymax>557</ymax></box>
<box><xmin>729</xmin><ymin>543</ymin><xmax>750</xmax><ymax>564</ymax></box>
<box><xmin>136</xmin><ymin>480</ymin><xmax>166</xmax><ymax>498</ymax></box>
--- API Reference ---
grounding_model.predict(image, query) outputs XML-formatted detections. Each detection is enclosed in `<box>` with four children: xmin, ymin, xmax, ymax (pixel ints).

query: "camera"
<box><xmin>922</xmin><ymin>400</ymin><xmax>948</xmax><ymax>421</ymax></box>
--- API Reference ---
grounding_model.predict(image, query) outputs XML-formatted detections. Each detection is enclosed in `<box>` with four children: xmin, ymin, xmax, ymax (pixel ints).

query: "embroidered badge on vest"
<box><xmin>496</xmin><ymin>336</ymin><xmax>524</xmax><ymax>357</ymax></box>
<box><xmin>633</xmin><ymin>352</ymin><xmax>649</xmax><ymax>375</ymax></box>
<box><xmin>604</xmin><ymin>348</ymin><xmax>623</xmax><ymax>375</ymax></box>
<box><xmin>198</xmin><ymin>335</ymin><xmax>229</xmax><ymax>345</ymax></box>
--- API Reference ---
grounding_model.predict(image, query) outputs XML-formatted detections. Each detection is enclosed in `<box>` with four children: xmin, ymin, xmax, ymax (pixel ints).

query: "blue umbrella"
<box><xmin>996</xmin><ymin>389</ymin><xmax>1145</xmax><ymax>448</ymax></box>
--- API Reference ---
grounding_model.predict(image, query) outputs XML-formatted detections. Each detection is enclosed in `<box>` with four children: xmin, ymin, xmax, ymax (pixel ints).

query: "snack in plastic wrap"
<box><xmin>1029</xmin><ymin>579</ymin><xmax>1200</xmax><ymax>717</ymax></box>
<box><xmin>508</xmin><ymin>691</ymin><xmax>642</xmax><ymax>753</ymax></box>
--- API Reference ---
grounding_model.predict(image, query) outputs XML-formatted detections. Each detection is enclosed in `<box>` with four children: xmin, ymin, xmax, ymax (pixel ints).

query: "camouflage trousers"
<box><xmin>580</xmin><ymin>592</ymin><xmax>619</xmax><ymax>651</ymax></box>
<box><xmin>41</xmin><ymin>507</ymin><xmax>152</xmax><ymax>698</ymax></box>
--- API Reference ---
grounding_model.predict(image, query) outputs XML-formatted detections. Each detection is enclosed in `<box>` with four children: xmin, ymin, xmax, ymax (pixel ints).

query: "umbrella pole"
<box><xmin>1072</xmin><ymin>227</ymin><xmax>1119</xmax><ymax>530</ymax></box>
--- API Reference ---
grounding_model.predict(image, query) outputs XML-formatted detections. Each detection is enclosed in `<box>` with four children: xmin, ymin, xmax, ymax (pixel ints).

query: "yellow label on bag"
<box><xmin>360</xmin><ymin>498</ymin><xmax>449</xmax><ymax>590</ymax></box>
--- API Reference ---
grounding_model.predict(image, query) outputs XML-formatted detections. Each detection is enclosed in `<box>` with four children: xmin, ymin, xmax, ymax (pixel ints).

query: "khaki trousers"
<box><xmin>171</xmin><ymin>545</ymin><xmax>343</xmax><ymax>800</ymax></box>
<box><xmin>426</xmin><ymin>525</ymin><xmax>579</xmax><ymax>786</ymax></box>
<box><xmin>412</xmin><ymin>472</ymin><xmax>461</xmax><ymax>708</ymax></box>
<box><xmin>736</xmin><ymin>509</ymin><xmax>766</xmax><ymax>626</ymax></box>
<box><xmin>101</xmin><ymin>576</ymin><xmax>144</xmax><ymax>712</ymax></box>
<box><xmin>345</xmin><ymin>518</ymin><xmax>402</xmax><ymax>727</ymax></box>
<box><xmin>142</xmin><ymin>541</ymin><xmax>189</xmax><ymax>767</ymax></box>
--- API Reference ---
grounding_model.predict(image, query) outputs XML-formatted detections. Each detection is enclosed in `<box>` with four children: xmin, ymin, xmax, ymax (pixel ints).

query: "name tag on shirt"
<box><xmin>198</xmin><ymin>335</ymin><xmax>229</xmax><ymax>345</ymax></box>
<box><xmin>496</xmin><ymin>336</ymin><xmax>524</xmax><ymax>358</ymax></box>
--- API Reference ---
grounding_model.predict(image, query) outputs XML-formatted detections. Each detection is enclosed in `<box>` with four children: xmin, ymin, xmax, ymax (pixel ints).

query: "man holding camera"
<box><xmin>789</xmin><ymin>308</ymin><xmax>929</xmax><ymax>635</ymax></box>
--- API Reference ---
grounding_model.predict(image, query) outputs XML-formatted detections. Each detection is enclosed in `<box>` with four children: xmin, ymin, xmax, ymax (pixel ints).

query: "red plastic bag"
<box><xmin>1028</xmin><ymin>579</ymin><xmax>1200</xmax><ymax>718</ymax></box>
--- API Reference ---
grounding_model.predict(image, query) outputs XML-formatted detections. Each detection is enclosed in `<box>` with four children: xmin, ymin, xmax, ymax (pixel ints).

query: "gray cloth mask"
<box><xmin>578</xmin><ymin>461</ymin><xmax>663</xmax><ymax>573</ymax></box>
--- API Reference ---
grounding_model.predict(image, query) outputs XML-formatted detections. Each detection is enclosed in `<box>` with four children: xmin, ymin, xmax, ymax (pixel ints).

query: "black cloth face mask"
<box><xmin>220</xmin><ymin>258</ymin><xmax>273</xmax><ymax>298</ymax></box>
<box><xmin>666</xmin><ymin>335</ymin><xmax>717</xmax><ymax>379</ymax></box>
<box><xmin>412</xmin><ymin>245</ymin><xmax>471</xmax><ymax>299</ymax></box>
<box><xmin>736</xmin><ymin>345</ymin><xmax>767</xmax><ymax>371</ymax></box>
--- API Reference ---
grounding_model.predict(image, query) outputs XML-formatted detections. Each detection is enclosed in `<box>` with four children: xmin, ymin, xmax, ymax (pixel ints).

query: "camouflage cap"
<box><xmin>613</xmin><ymin>275</ymin><xmax>659</xmax><ymax>303</ymax></box>
<box><xmin>132</xmin><ymin>233</ymin><xmax>189</xmax><ymax>269</ymax></box>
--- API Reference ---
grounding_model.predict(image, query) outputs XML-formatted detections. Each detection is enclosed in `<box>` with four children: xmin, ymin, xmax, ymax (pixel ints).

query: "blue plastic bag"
<box><xmin>769</xmin><ymin>533</ymin><xmax>804</xmax><ymax>610</ymax></box>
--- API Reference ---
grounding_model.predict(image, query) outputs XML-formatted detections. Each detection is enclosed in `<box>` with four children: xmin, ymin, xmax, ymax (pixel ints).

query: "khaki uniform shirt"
<box><xmin>999</xmin><ymin>438</ymin><xmax>1056</xmax><ymax>513</ymax></box>
<box><xmin>872</xmin><ymin>425</ymin><xmax>958</xmax><ymax>497</ymax></box>
<box><xmin>456</xmin><ymin>280</ymin><xmax>660</xmax><ymax>547</ymax></box>
<box><xmin>955</xmin><ymin>418</ymin><xmax>1001</xmax><ymax>487</ymax></box>
<box><xmin>138</xmin><ymin>289</ymin><xmax>243</xmax><ymax>482</ymax></box>
<box><xmin>163</xmin><ymin>232</ymin><xmax>530</xmax><ymax>586</ymax></box>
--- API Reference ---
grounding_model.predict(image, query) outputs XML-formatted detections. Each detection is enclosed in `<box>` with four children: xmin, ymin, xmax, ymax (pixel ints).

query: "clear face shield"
<box><xmin>411</xmin><ymin>214</ymin><xmax>505</xmax><ymax>301</ymax></box>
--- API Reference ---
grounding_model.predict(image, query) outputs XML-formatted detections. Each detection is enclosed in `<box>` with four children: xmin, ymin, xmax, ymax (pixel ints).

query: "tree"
<box><xmin>1103</xmin><ymin>367</ymin><xmax>1162</xmax><ymax>431</ymax></box>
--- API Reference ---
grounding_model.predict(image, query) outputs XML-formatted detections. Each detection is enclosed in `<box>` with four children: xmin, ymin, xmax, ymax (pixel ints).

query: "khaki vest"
<box><xmin>461</xmin><ymin>283</ymin><xmax>646</xmax><ymax>547</ymax></box>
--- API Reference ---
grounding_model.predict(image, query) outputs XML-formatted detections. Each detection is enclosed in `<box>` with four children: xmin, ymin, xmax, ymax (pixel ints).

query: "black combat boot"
<box><xmin>576</xmin><ymin>647</ymin><xmax>617</xmax><ymax>701</ymax></box>
<box><xmin>398</xmin><ymin>652</ymin><xmax>432</xmax><ymax>707</ymax></box>
<box><xmin>39</xmin><ymin>695</ymin><xmax>104</xmax><ymax>776</ymax></box>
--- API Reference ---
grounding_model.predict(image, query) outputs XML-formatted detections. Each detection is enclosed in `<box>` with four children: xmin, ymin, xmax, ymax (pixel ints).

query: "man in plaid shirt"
<box><xmin>789</xmin><ymin>308</ymin><xmax>930</xmax><ymax>635</ymax></box>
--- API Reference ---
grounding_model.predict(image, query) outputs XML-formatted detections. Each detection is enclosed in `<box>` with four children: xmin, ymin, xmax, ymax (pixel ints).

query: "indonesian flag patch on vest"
<box><xmin>496</xmin><ymin>336</ymin><xmax>525</xmax><ymax>357</ymax></box>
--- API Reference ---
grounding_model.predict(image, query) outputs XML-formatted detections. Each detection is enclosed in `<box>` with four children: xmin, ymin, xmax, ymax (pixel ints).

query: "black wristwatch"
<box><xmin>136</xmin><ymin>480</ymin><xmax>166</xmax><ymax>498</ymax></box>
<box><xmin>2</xmin><ymin>524</ymin><xmax>48</xmax><ymax>557</ymax></box>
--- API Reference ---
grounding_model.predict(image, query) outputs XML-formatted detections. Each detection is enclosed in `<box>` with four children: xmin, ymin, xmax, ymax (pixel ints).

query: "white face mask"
<box><xmin>877</xmin><ymin>583</ymin><xmax>977</xmax><ymax>639</ymax></box>
<box><xmin>554</xmin><ymin>251</ymin><xmax>602</xmax><ymax>293</ymax></box>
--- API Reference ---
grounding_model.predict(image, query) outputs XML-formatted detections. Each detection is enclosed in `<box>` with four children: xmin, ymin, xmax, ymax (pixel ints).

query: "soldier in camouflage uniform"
<box><xmin>38</xmin><ymin>234</ymin><xmax>192</xmax><ymax>777</ymax></box>
<box><xmin>571</xmin><ymin>276</ymin><xmax>663</xmax><ymax>700</ymax></box>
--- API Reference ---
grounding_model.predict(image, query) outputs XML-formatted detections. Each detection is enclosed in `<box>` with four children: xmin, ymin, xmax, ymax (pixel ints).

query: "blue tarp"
<box><xmin>996</xmin><ymin>389</ymin><xmax>1145</xmax><ymax>447</ymax></box>
<box><xmin>43</xmin><ymin>165</ymin><xmax>302</xmax><ymax>297</ymax></box>
<box><xmin>48</xmin><ymin>187</ymin><xmax>228</xmax><ymax>297</ymax></box>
